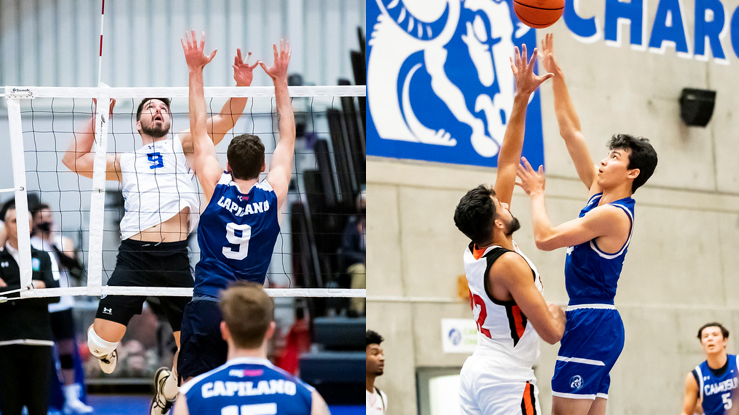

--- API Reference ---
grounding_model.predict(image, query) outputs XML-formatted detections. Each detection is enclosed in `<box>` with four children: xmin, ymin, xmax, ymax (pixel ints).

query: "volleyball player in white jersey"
<box><xmin>62</xmin><ymin>49</ymin><xmax>259</xmax><ymax>415</ymax></box>
<box><xmin>453</xmin><ymin>46</ymin><xmax>565</xmax><ymax>415</ymax></box>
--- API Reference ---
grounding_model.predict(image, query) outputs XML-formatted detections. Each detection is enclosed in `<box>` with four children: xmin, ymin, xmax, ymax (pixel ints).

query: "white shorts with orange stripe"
<box><xmin>459</xmin><ymin>354</ymin><xmax>541</xmax><ymax>415</ymax></box>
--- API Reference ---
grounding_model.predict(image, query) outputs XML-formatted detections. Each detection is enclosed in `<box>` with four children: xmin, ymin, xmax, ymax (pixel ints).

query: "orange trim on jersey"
<box><xmin>511</xmin><ymin>305</ymin><xmax>526</xmax><ymax>339</ymax></box>
<box><xmin>522</xmin><ymin>382</ymin><xmax>536</xmax><ymax>415</ymax></box>
<box><xmin>472</xmin><ymin>245</ymin><xmax>487</xmax><ymax>260</ymax></box>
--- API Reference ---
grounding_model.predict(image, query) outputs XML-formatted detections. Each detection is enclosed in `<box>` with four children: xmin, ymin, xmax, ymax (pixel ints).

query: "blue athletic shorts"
<box><xmin>551</xmin><ymin>306</ymin><xmax>624</xmax><ymax>400</ymax></box>
<box><xmin>177</xmin><ymin>297</ymin><xmax>228</xmax><ymax>382</ymax></box>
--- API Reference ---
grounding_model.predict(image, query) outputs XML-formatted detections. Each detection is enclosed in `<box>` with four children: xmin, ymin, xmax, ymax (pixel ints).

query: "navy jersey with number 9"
<box><xmin>195</xmin><ymin>173</ymin><xmax>280</xmax><ymax>298</ymax></box>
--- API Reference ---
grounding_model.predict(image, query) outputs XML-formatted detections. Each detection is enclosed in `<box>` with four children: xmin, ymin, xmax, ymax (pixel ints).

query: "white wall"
<box><xmin>0</xmin><ymin>0</ymin><xmax>366</xmax><ymax>87</ymax></box>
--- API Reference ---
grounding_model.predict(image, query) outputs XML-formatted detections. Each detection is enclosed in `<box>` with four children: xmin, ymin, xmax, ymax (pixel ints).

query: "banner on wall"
<box><xmin>441</xmin><ymin>318</ymin><xmax>478</xmax><ymax>353</ymax></box>
<box><xmin>366</xmin><ymin>0</ymin><xmax>546</xmax><ymax>169</ymax></box>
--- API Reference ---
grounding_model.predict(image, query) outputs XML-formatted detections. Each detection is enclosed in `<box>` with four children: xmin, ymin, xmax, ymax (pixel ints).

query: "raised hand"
<box><xmin>540</xmin><ymin>33</ymin><xmax>561</xmax><ymax>76</ymax></box>
<box><xmin>92</xmin><ymin>98</ymin><xmax>116</xmax><ymax>116</ymax></box>
<box><xmin>259</xmin><ymin>39</ymin><xmax>291</xmax><ymax>83</ymax></box>
<box><xmin>233</xmin><ymin>48</ymin><xmax>259</xmax><ymax>86</ymax></box>
<box><xmin>181</xmin><ymin>30</ymin><xmax>217</xmax><ymax>71</ymax></box>
<box><xmin>516</xmin><ymin>156</ymin><xmax>546</xmax><ymax>196</ymax></box>
<box><xmin>509</xmin><ymin>44</ymin><xmax>553</xmax><ymax>97</ymax></box>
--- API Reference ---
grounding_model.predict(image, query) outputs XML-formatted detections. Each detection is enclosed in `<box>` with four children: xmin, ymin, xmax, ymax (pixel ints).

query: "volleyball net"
<box><xmin>2</xmin><ymin>84</ymin><xmax>366</xmax><ymax>301</ymax></box>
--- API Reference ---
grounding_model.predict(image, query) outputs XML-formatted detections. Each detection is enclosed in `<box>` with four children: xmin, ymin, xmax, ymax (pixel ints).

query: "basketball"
<box><xmin>513</xmin><ymin>0</ymin><xmax>565</xmax><ymax>29</ymax></box>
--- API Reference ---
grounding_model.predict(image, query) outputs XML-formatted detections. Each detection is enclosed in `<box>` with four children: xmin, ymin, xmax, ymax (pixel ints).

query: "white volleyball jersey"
<box><xmin>463</xmin><ymin>242</ymin><xmax>543</xmax><ymax>368</ymax></box>
<box><xmin>118</xmin><ymin>136</ymin><xmax>200</xmax><ymax>240</ymax></box>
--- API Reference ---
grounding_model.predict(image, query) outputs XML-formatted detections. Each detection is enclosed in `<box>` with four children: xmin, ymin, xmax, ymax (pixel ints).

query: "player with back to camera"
<box><xmin>514</xmin><ymin>33</ymin><xmax>659</xmax><ymax>415</ymax></box>
<box><xmin>174</xmin><ymin>282</ymin><xmax>330</xmax><ymax>415</ymax></box>
<box><xmin>62</xmin><ymin>44</ymin><xmax>259</xmax><ymax>415</ymax></box>
<box><xmin>176</xmin><ymin>29</ymin><xmax>295</xmax><ymax>387</ymax></box>
<box><xmin>453</xmin><ymin>45</ymin><xmax>566</xmax><ymax>415</ymax></box>
<box><xmin>681</xmin><ymin>322</ymin><xmax>738</xmax><ymax>415</ymax></box>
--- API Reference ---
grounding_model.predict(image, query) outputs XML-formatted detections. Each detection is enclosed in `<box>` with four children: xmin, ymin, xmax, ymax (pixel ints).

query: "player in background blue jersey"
<box><xmin>681</xmin><ymin>323</ymin><xmax>739</xmax><ymax>415</ymax></box>
<box><xmin>165</xmin><ymin>31</ymin><xmax>297</xmax><ymax>412</ymax></box>
<box><xmin>515</xmin><ymin>33</ymin><xmax>658</xmax><ymax>415</ymax></box>
<box><xmin>173</xmin><ymin>282</ymin><xmax>330</xmax><ymax>415</ymax></box>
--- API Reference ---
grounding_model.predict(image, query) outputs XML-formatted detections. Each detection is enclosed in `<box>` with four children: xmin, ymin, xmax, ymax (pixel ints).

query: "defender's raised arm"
<box><xmin>260</xmin><ymin>40</ymin><xmax>295</xmax><ymax>212</ymax></box>
<box><xmin>494</xmin><ymin>45</ymin><xmax>553</xmax><ymax>207</ymax></box>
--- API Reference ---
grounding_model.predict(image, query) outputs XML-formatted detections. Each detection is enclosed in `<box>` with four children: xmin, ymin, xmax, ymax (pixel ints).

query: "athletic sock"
<box><xmin>163</xmin><ymin>367</ymin><xmax>180</xmax><ymax>400</ymax></box>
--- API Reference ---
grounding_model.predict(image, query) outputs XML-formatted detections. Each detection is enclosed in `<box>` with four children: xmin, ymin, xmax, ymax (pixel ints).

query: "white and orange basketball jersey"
<box><xmin>462</xmin><ymin>241</ymin><xmax>543</xmax><ymax>368</ymax></box>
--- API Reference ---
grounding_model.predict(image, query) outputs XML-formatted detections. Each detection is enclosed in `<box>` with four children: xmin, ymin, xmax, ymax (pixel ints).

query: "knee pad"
<box><xmin>87</xmin><ymin>326</ymin><xmax>118</xmax><ymax>358</ymax></box>
<box><xmin>59</xmin><ymin>354</ymin><xmax>75</xmax><ymax>370</ymax></box>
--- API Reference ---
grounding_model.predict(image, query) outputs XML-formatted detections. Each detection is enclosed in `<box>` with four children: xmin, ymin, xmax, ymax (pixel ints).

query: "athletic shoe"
<box><xmin>150</xmin><ymin>367</ymin><xmax>176</xmax><ymax>415</ymax></box>
<box><xmin>63</xmin><ymin>384</ymin><xmax>94</xmax><ymax>414</ymax></box>
<box><xmin>98</xmin><ymin>349</ymin><xmax>118</xmax><ymax>374</ymax></box>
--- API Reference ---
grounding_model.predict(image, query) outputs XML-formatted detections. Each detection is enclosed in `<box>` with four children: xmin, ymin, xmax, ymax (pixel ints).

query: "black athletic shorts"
<box><xmin>50</xmin><ymin>308</ymin><xmax>76</xmax><ymax>341</ymax></box>
<box><xmin>177</xmin><ymin>297</ymin><xmax>228</xmax><ymax>381</ymax></box>
<box><xmin>96</xmin><ymin>239</ymin><xmax>193</xmax><ymax>331</ymax></box>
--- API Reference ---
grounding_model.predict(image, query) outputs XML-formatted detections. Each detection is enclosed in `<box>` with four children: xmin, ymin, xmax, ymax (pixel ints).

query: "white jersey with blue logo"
<box><xmin>194</xmin><ymin>173</ymin><xmax>280</xmax><ymax>298</ymax></box>
<box><xmin>694</xmin><ymin>355</ymin><xmax>739</xmax><ymax>415</ymax></box>
<box><xmin>118</xmin><ymin>136</ymin><xmax>200</xmax><ymax>240</ymax></box>
<box><xmin>180</xmin><ymin>357</ymin><xmax>314</xmax><ymax>415</ymax></box>
<box><xmin>564</xmin><ymin>193</ymin><xmax>635</xmax><ymax>306</ymax></box>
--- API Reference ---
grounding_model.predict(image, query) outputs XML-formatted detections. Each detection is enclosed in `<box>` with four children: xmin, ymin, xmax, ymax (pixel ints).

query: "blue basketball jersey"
<box><xmin>694</xmin><ymin>355</ymin><xmax>739</xmax><ymax>415</ymax></box>
<box><xmin>180</xmin><ymin>357</ymin><xmax>314</xmax><ymax>415</ymax></box>
<box><xmin>195</xmin><ymin>173</ymin><xmax>280</xmax><ymax>298</ymax></box>
<box><xmin>564</xmin><ymin>193</ymin><xmax>635</xmax><ymax>305</ymax></box>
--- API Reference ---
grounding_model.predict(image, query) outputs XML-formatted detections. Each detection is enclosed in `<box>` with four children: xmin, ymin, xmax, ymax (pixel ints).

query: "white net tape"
<box><xmin>4</xmin><ymin>85</ymin><xmax>366</xmax><ymax>300</ymax></box>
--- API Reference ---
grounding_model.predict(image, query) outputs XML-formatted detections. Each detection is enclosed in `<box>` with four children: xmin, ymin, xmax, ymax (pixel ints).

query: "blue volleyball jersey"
<box><xmin>194</xmin><ymin>173</ymin><xmax>280</xmax><ymax>298</ymax></box>
<box><xmin>694</xmin><ymin>355</ymin><xmax>739</xmax><ymax>415</ymax></box>
<box><xmin>564</xmin><ymin>193</ymin><xmax>635</xmax><ymax>305</ymax></box>
<box><xmin>180</xmin><ymin>357</ymin><xmax>314</xmax><ymax>415</ymax></box>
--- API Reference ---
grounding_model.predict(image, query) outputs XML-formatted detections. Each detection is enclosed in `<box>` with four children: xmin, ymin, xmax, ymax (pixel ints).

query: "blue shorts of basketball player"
<box><xmin>551</xmin><ymin>306</ymin><xmax>625</xmax><ymax>400</ymax></box>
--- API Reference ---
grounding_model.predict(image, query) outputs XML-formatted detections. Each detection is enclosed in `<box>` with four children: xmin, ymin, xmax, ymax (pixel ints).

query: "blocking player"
<box><xmin>453</xmin><ymin>45</ymin><xmax>565</xmax><ymax>415</ymax></box>
<box><xmin>681</xmin><ymin>323</ymin><xmax>738</xmax><ymax>415</ymax></box>
<box><xmin>177</xmin><ymin>30</ymin><xmax>294</xmax><ymax>386</ymax></box>
<box><xmin>515</xmin><ymin>33</ymin><xmax>658</xmax><ymax>415</ymax></box>
<box><xmin>62</xmin><ymin>47</ymin><xmax>259</xmax><ymax>415</ymax></box>
<box><xmin>173</xmin><ymin>282</ymin><xmax>330</xmax><ymax>415</ymax></box>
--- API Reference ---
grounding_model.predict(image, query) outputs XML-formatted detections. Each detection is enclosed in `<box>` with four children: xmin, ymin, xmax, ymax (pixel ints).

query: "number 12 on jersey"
<box><xmin>223</xmin><ymin>223</ymin><xmax>252</xmax><ymax>260</ymax></box>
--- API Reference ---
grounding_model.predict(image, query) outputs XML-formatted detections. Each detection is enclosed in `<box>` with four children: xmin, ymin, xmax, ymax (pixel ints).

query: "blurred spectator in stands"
<box><xmin>366</xmin><ymin>330</ymin><xmax>386</xmax><ymax>414</ymax></box>
<box><xmin>31</xmin><ymin>203</ymin><xmax>93</xmax><ymax>414</ymax></box>
<box><xmin>0</xmin><ymin>199</ymin><xmax>59</xmax><ymax>415</ymax></box>
<box><xmin>341</xmin><ymin>189</ymin><xmax>365</xmax><ymax>316</ymax></box>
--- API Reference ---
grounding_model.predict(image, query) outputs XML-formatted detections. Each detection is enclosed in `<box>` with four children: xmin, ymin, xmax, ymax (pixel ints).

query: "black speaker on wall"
<box><xmin>679</xmin><ymin>88</ymin><xmax>716</xmax><ymax>127</ymax></box>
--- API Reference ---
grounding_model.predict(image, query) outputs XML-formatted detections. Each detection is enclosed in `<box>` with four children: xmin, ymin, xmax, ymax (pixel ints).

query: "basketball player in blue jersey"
<box><xmin>681</xmin><ymin>323</ymin><xmax>738</xmax><ymax>415</ymax></box>
<box><xmin>173</xmin><ymin>282</ymin><xmax>330</xmax><ymax>415</ymax></box>
<box><xmin>63</xmin><ymin>48</ymin><xmax>259</xmax><ymax>415</ymax></box>
<box><xmin>454</xmin><ymin>45</ymin><xmax>566</xmax><ymax>415</ymax></box>
<box><xmin>176</xmin><ymin>30</ymin><xmax>295</xmax><ymax>388</ymax></box>
<box><xmin>515</xmin><ymin>33</ymin><xmax>658</xmax><ymax>415</ymax></box>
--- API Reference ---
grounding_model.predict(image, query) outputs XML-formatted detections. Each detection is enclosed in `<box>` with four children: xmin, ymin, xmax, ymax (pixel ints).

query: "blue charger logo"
<box><xmin>366</xmin><ymin>0</ymin><xmax>545</xmax><ymax>169</ymax></box>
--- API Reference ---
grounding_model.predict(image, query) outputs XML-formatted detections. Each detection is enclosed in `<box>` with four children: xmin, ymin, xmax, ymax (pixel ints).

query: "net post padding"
<box><xmin>86</xmin><ymin>84</ymin><xmax>111</xmax><ymax>296</ymax></box>
<box><xmin>18</xmin><ymin>286</ymin><xmax>365</xmax><ymax>298</ymax></box>
<box><xmin>5</xmin><ymin>89</ymin><xmax>34</xmax><ymax>295</ymax></box>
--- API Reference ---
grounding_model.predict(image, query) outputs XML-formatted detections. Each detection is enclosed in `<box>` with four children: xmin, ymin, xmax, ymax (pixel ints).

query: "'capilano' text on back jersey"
<box><xmin>564</xmin><ymin>193</ymin><xmax>635</xmax><ymax>306</ymax></box>
<box><xmin>195</xmin><ymin>173</ymin><xmax>280</xmax><ymax>298</ymax></box>
<box><xmin>463</xmin><ymin>242</ymin><xmax>543</xmax><ymax>369</ymax></box>
<box><xmin>694</xmin><ymin>354</ymin><xmax>739</xmax><ymax>415</ymax></box>
<box><xmin>119</xmin><ymin>137</ymin><xmax>200</xmax><ymax>240</ymax></box>
<box><xmin>180</xmin><ymin>357</ymin><xmax>313</xmax><ymax>415</ymax></box>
